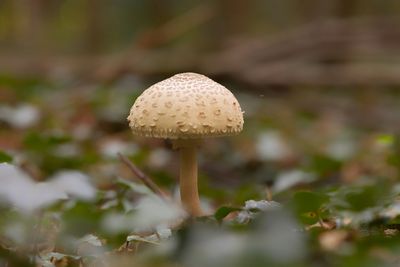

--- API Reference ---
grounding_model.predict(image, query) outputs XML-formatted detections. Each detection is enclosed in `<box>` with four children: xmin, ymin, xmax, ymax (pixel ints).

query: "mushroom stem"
<box><xmin>174</xmin><ymin>139</ymin><xmax>203</xmax><ymax>216</ymax></box>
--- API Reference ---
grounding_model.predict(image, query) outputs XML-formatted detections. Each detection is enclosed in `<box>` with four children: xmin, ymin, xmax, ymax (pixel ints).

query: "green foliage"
<box><xmin>0</xmin><ymin>74</ymin><xmax>47</xmax><ymax>92</ymax></box>
<box><xmin>0</xmin><ymin>151</ymin><xmax>12</xmax><ymax>163</ymax></box>
<box><xmin>290</xmin><ymin>191</ymin><xmax>329</xmax><ymax>224</ymax></box>
<box><xmin>0</xmin><ymin>246</ymin><xmax>34</xmax><ymax>267</ymax></box>
<box><xmin>331</xmin><ymin>183</ymin><xmax>392</xmax><ymax>212</ymax></box>
<box><xmin>61</xmin><ymin>201</ymin><xmax>104</xmax><ymax>237</ymax></box>
<box><xmin>2</xmin><ymin>75</ymin><xmax>400</xmax><ymax>267</ymax></box>
<box><xmin>307</xmin><ymin>154</ymin><xmax>342</xmax><ymax>176</ymax></box>
<box><xmin>214</xmin><ymin>206</ymin><xmax>242</xmax><ymax>222</ymax></box>
<box><xmin>23</xmin><ymin>132</ymin><xmax>72</xmax><ymax>151</ymax></box>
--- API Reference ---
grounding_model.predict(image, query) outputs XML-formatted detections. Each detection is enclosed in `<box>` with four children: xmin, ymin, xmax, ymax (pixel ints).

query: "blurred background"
<box><xmin>1</xmin><ymin>0</ymin><xmax>400</xmax><ymax>85</ymax></box>
<box><xmin>1</xmin><ymin>1</ymin><xmax>400</xmax><ymax>266</ymax></box>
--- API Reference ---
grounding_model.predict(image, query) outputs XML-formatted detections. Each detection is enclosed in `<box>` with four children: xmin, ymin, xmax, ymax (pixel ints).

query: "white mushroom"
<box><xmin>128</xmin><ymin>72</ymin><xmax>244</xmax><ymax>216</ymax></box>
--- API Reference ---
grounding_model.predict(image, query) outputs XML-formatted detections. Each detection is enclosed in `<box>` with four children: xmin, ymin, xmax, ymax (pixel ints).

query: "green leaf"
<box><xmin>292</xmin><ymin>191</ymin><xmax>329</xmax><ymax>213</ymax></box>
<box><xmin>23</xmin><ymin>132</ymin><xmax>71</xmax><ymax>152</ymax></box>
<box><xmin>329</xmin><ymin>183</ymin><xmax>392</xmax><ymax>213</ymax></box>
<box><xmin>0</xmin><ymin>246</ymin><xmax>35</xmax><ymax>267</ymax></box>
<box><xmin>307</xmin><ymin>154</ymin><xmax>342</xmax><ymax>175</ymax></box>
<box><xmin>291</xmin><ymin>191</ymin><xmax>329</xmax><ymax>224</ymax></box>
<box><xmin>0</xmin><ymin>151</ymin><xmax>12</xmax><ymax>163</ymax></box>
<box><xmin>344</xmin><ymin>185</ymin><xmax>389</xmax><ymax>212</ymax></box>
<box><xmin>376</xmin><ymin>134</ymin><xmax>394</xmax><ymax>146</ymax></box>
<box><xmin>214</xmin><ymin>206</ymin><xmax>242</xmax><ymax>222</ymax></box>
<box><xmin>62</xmin><ymin>201</ymin><xmax>103</xmax><ymax>236</ymax></box>
<box><xmin>79</xmin><ymin>234</ymin><xmax>103</xmax><ymax>247</ymax></box>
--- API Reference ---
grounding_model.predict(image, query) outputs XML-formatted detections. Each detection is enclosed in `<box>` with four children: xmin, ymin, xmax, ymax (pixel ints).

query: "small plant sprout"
<box><xmin>128</xmin><ymin>72</ymin><xmax>244</xmax><ymax>216</ymax></box>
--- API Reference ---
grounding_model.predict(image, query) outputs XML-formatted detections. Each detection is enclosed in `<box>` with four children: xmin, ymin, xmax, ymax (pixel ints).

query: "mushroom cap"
<box><xmin>127</xmin><ymin>72</ymin><xmax>244</xmax><ymax>139</ymax></box>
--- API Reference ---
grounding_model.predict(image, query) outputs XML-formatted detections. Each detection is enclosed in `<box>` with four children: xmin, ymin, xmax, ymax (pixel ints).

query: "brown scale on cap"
<box><xmin>127</xmin><ymin>72</ymin><xmax>244</xmax><ymax>139</ymax></box>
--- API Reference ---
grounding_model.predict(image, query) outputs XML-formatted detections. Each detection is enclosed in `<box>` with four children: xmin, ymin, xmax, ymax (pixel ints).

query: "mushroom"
<box><xmin>127</xmin><ymin>72</ymin><xmax>244</xmax><ymax>216</ymax></box>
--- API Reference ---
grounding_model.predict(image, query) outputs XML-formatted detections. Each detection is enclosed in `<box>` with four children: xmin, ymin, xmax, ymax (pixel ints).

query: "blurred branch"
<box><xmin>134</xmin><ymin>3</ymin><xmax>215</xmax><ymax>49</ymax></box>
<box><xmin>85</xmin><ymin>0</ymin><xmax>104</xmax><ymax>53</ymax></box>
<box><xmin>204</xmin><ymin>17</ymin><xmax>400</xmax><ymax>85</ymax></box>
<box><xmin>92</xmin><ymin>3</ymin><xmax>215</xmax><ymax>82</ymax></box>
<box><xmin>2</xmin><ymin>17</ymin><xmax>400</xmax><ymax>87</ymax></box>
<box><xmin>117</xmin><ymin>153</ymin><xmax>169</xmax><ymax>200</ymax></box>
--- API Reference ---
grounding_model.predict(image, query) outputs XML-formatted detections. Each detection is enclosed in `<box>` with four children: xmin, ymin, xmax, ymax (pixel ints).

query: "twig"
<box><xmin>117</xmin><ymin>153</ymin><xmax>168</xmax><ymax>200</ymax></box>
<box><xmin>265</xmin><ymin>186</ymin><xmax>273</xmax><ymax>201</ymax></box>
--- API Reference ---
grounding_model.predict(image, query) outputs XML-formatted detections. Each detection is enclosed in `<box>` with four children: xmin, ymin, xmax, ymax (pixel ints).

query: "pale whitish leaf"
<box><xmin>100</xmin><ymin>140</ymin><xmax>138</xmax><ymax>159</ymax></box>
<box><xmin>381</xmin><ymin>202</ymin><xmax>400</xmax><ymax>218</ymax></box>
<box><xmin>102</xmin><ymin>197</ymin><xmax>186</xmax><ymax>233</ymax></box>
<box><xmin>147</xmin><ymin>148</ymin><xmax>171</xmax><ymax>168</ymax></box>
<box><xmin>102</xmin><ymin>212</ymin><xmax>135</xmax><ymax>234</ymax></box>
<box><xmin>0</xmin><ymin>163</ymin><xmax>67</xmax><ymax>212</ymax></box>
<box><xmin>52</xmin><ymin>143</ymin><xmax>81</xmax><ymax>157</ymax></box>
<box><xmin>337</xmin><ymin>209</ymin><xmax>378</xmax><ymax>226</ymax></box>
<box><xmin>0</xmin><ymin>104</ymin><xmax>40</xmax><ymax>128</ymax></box>
<box><xmin>131</xmin><ymin>196</ymin><xmax>187</xmax><ymax>231</ymax></box>
<box><xmin>182</xmin><ymin>226</ymin><xmax>246</xmax><ymax>267</ymax></box>
<box><xmin>273</xmin><ymin>170</ymin><xmax>315</xmax><ymax>193</ymax></box>
<box><xmin>236</xmin><ymin>210</ymin><xmax>253</xmax><ymax>224</ymax></box>
<box><xmin>244</xmin><ymin>200</ymin><xmax>281</xmax><ymax>211</ymax></box>
<box><xmin>3</xmin><ymin>221</ymin><xmax>26</xmax><ymax>245</ymax></box>
<box><xmin>0</xmin><ymin>164</ymin><xmax>96</xmax><ymax>213</ymax></box>
<box><xmin>78</xmin><ymin>234</ymin><xmax>102</xmax><ymax>247</ymax></box>
<box><xmin>50</xmin><ymin>171</ymin><xmax>96</xmax><ymax>200</ymax></box>
<box><xmin>326</xmin><ymin>135</ymin><xmax>356</xmax><ymax>160</ymax></box>
<box><xmin>236</xmin><ymin>200</ymin><xmax>281</xmax><ymax>224</ymax></box>
<box><xmin>100</xmin><ymin>199</ymin><xmax>119</xmax><ymax>210</ymax></box>
<box><xmin>249</xmin><ymin>210</ymin><xmax>306</xmax><ymax>263</ymax></box>
<box><xmin>156</xmin><ymin>227</ymin><xmax>172</xmax><ymax>240</ymax></box>
<box><xmin>127</xmin><ymin>234</ymin><xmax>160</xmax><ymax>245</ymax></box>
<box><xmin>122</xmin><ymin>198</ymin><xmax>135</xmax><ymax>212</ymax></box>
<box><xmin>117</xmin><ymin>178</ymin><xmax>153</xmax><ymax>195</ymax></box>
<box><xmin>256</xmin><ymin>131</ymin><xmax>291</xmax><ymax>161</ymax></box>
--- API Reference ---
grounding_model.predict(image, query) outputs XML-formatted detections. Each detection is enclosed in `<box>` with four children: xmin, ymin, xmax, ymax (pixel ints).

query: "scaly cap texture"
<box><xmin>127</xmin><ymin>72</ymin><xmax>244</xmax><ymax>139</ymax></box>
